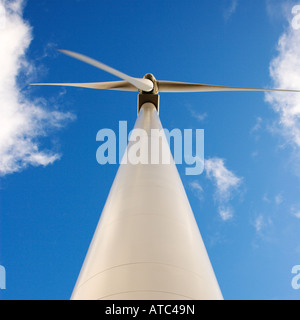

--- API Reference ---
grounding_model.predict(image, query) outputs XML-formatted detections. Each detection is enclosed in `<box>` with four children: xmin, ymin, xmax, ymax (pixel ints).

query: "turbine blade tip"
<box><xmin>57</xmin><ymin>48</ymin><xmax>68</xmax><ymax>54</ymax></box>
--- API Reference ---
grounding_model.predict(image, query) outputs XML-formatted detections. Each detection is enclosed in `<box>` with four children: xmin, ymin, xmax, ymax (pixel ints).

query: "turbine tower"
<box><xmin>32</xmin><ymin>50</ymin><xmax>300</xmax><ymax>300</ymax></box>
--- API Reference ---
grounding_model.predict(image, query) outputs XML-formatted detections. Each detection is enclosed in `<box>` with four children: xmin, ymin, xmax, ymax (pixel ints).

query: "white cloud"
<box><xmin>205</xmin><ymin>157</ymin><xmax>242</xmax><ymax>201</ymax></box>
<box><xmin>0</xmin><ymin>0</ymin><xmax>74</xmax><ymax>176</ymax></box>
<box><xmin>265</xmin><ymin>9</ymin><xmax>300</xmax><ymax>153</ymax></box>
<box><xmin>275</xmin><ymin>193</ymin><xmax>283</xmax><ymax>205</ymax></box>
<box><xmin>254</xmin><ymin>215</ymin><xmax>264</xmax><ymax>233</ymax></box>
<box><xmin>205</xmin><ymin>157</ymin><xmax>242</xmax><ymax>220</ymax></box>
<box><xmin>189</xmin><ymin>159</ymin><xmax>242</xmax><ymax>221</ymax></box>
<box><xmin>218</xmin><ymin>206</ymin><xmax>234</xmax><ymax>221</ymax></box>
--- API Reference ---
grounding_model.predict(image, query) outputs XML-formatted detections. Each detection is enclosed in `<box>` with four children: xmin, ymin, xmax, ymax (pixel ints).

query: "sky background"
<box><xmin>1</xmin><ymin>0</ymin><xmax>300</xmax><ymax>300</ymax></box>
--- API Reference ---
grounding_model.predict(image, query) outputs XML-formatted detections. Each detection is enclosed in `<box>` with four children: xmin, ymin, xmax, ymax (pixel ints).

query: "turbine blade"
<box><xmin>157</xmin><ymin>81</ymin><xmax>300</xmax><ymax>93</ymax></box>
<box><xmin>30</xmin><ymin>80</ymin><xmax>138</xmax><ymax>91</ymax></box>
<box><xmin>58</xmin><ymin>49</ymin><xmax>153</xmax><ymax>92</ymax></box>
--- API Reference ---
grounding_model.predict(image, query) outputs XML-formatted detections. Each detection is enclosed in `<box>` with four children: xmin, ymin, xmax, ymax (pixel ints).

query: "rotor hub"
<box><xmin>143</xmin><ymin>73</ymin><xmax>158</xmax><ymax>94</ymax></box>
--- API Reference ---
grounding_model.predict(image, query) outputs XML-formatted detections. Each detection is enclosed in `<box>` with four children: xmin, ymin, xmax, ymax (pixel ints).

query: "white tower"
<box><xmin>71</xmin><ymin>101</ymin><xmax>223</xmax><ymax>300</ymax></box>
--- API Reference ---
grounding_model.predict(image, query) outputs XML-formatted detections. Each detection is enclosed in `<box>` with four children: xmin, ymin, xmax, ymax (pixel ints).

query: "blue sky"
<box><xmin>1</xmin><ymin>0</ymin><xmax>300</xmax><ymax>300</ymax></box>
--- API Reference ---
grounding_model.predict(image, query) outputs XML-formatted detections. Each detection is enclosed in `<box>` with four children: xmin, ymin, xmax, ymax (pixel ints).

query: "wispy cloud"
<box><xmin>186</xmin><ymin>103</ymin><xmax>207</xmax><ymax>122</ymax></box>
<box><xmin>0</xmin><ymin>0</ymin><xmax>75</xmax><ymax>176</ymax></box>
<box><xmin>223</xmin><ymin>0</ymin><xmax>238</xmax><ymax>21</ymax></box>
<box><xmin>262</xmin><ymin>193</ymin><xmax>271</xmax><ymax>203</ymax></box>
<box><xmin>265</xmin><ymin>0</ymin><xmax>294</xmax><ymax>23</ymax></box>
<box><xmin>189</xmin><ymin>109</ymin><xmax>207</xmax><ymax>122</ymax></box>
<box><xmin>205</xmin><ymin>157</ymin><xmax>242</xmax><ymax>220</ymax></box>
<box><xmin>291</xmin><ymin>205</ymin><xmax>300</xmax><ymax>219</ymax></box>
<box><xmin>293</xmin><ymin>211</ymin><xmax>300</xmax><ymax>219</ymax></box>
<box><xmin>275</xmin><ymin>193</ymin><xmax>283</xmax><ymax>205</ymax></box>
<box><xmin>250</xmin><ymin>116</ymin><xmax>263</xmax><ymax>135</ymax></box>
<box><xmin>263</xmin><ymin>192</ymin><xmax>284</xmax><ymax>205</ymax></box>
<box><xmin>254</xmin><ymin>215</ymin><xmax>264</xmax><ymax>233</ymax></box>
<box><xmin>189</xmin><ymin>180</ymin><xmax>204</xmax><ymax>200</ymax></box>
<box><xmin>253</xmin><ymin>214</ymin><xmax>273</xmax><ymax>239</ymax></box>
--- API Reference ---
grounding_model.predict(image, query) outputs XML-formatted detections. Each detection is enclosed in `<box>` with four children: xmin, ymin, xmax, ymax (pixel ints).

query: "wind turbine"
<box><xmin>32</xmin><ymin>50</ymin><xmax>300</xmax><ymax>300</ymax></box>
